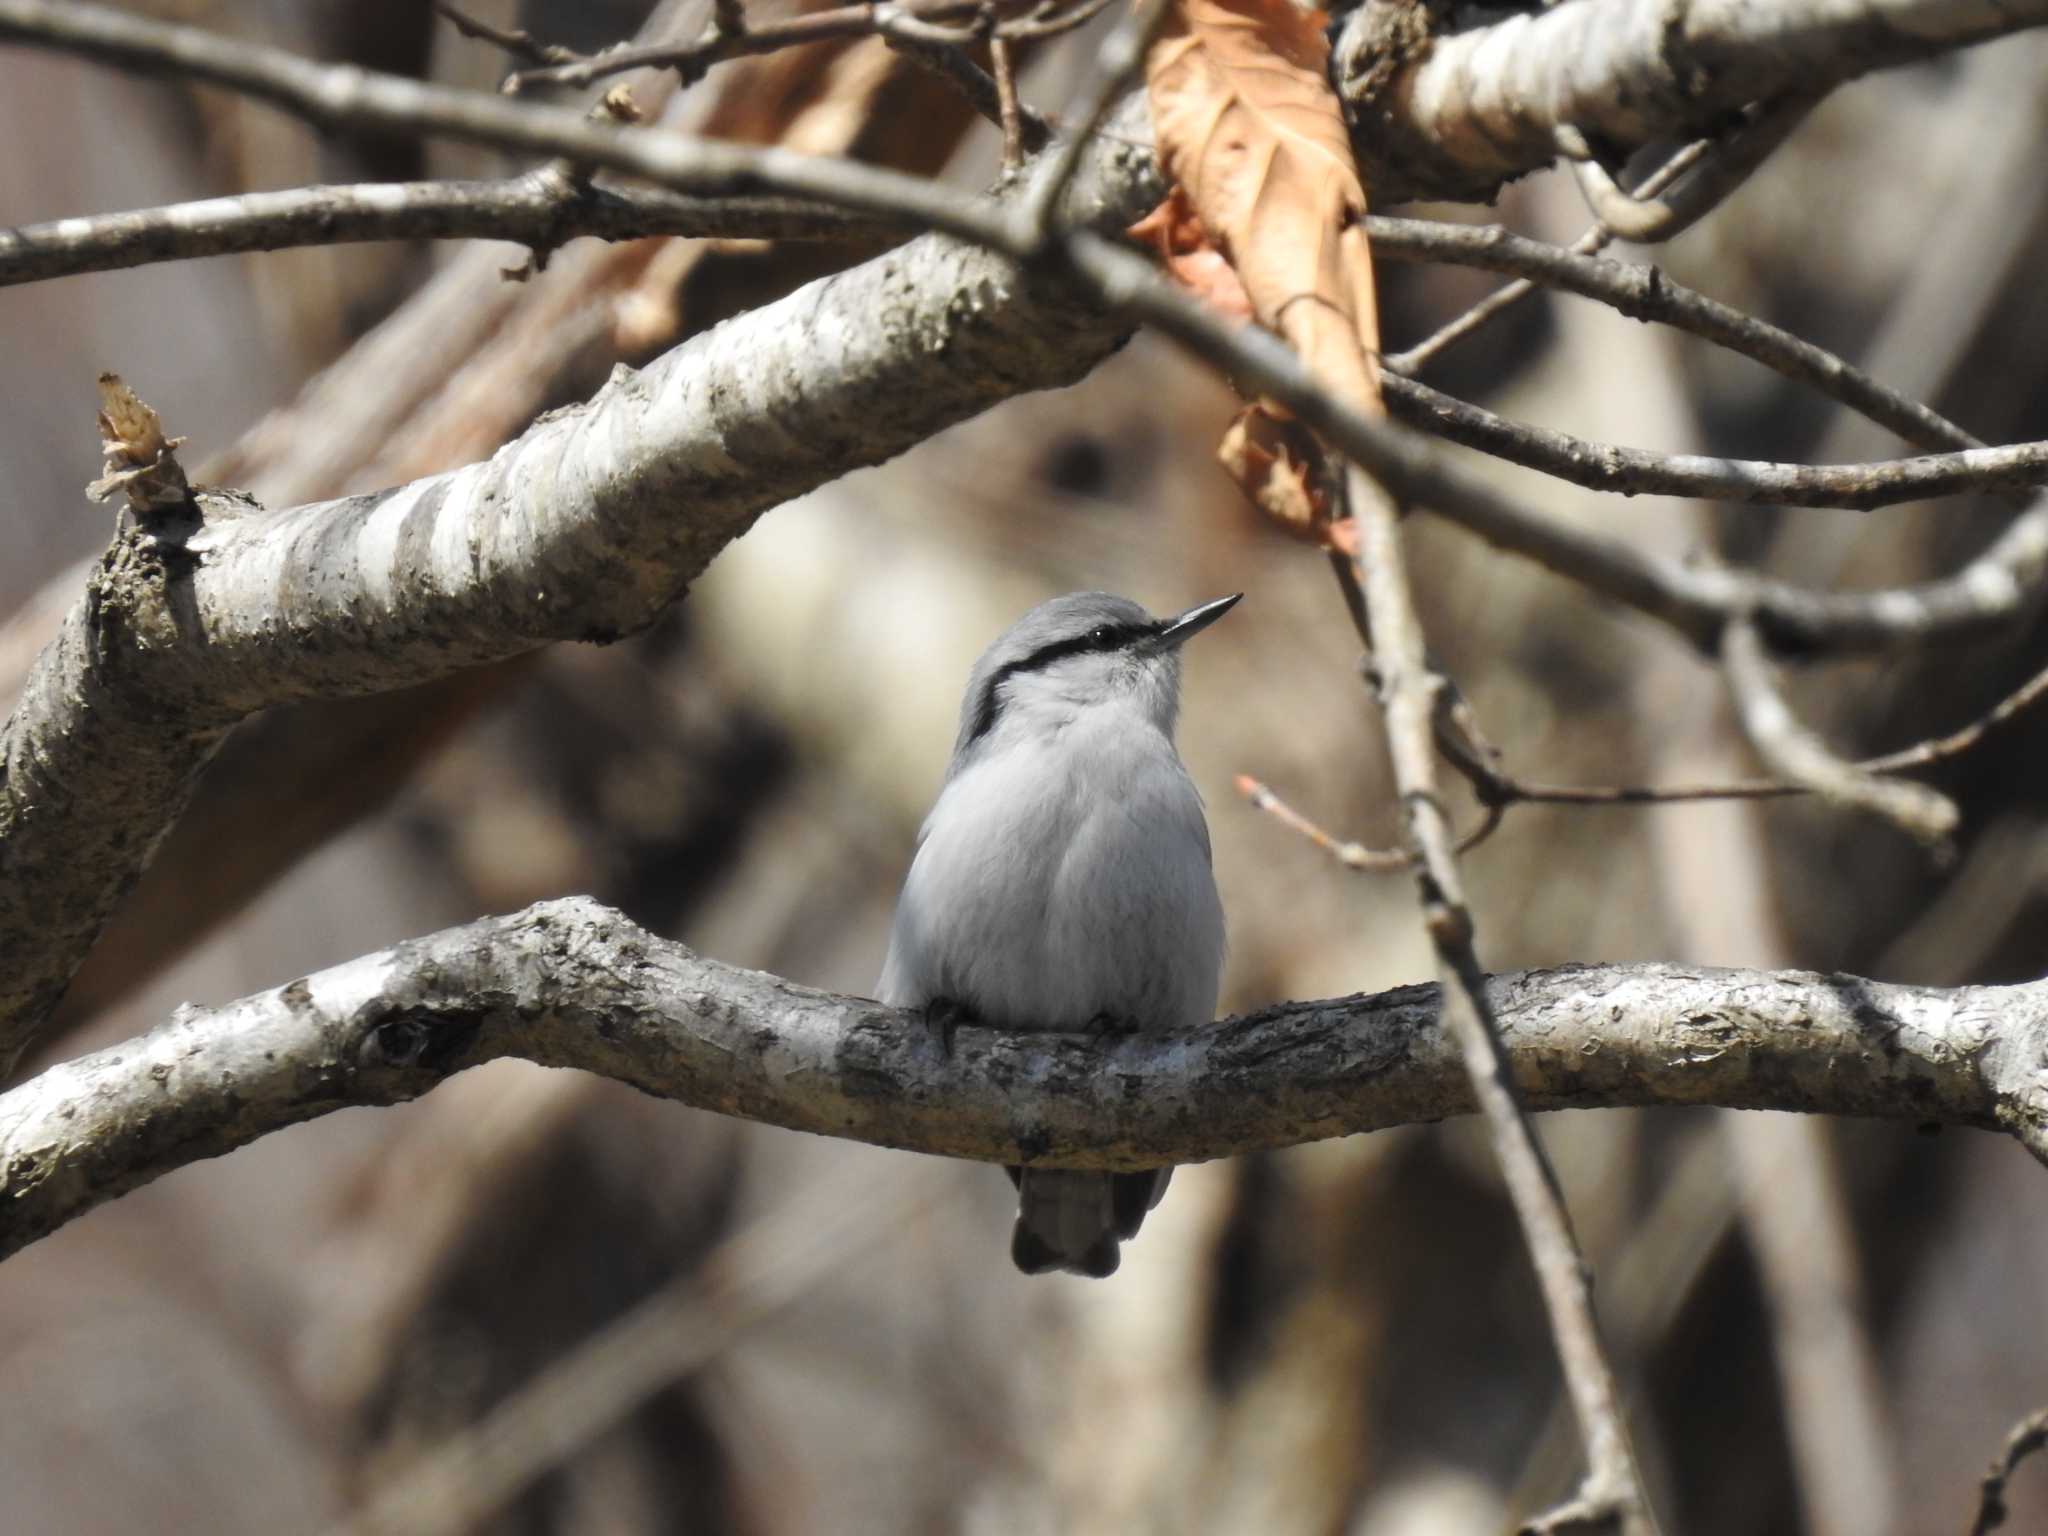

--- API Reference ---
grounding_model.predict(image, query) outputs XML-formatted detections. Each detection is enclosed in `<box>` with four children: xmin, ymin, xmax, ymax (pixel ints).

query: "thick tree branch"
<box><xmin>2</xmin><ymin>895</ymin><xmax>2039</xmax><ymax>1266</ymax></box>
<box><xmin>1333</xmin><ymin>0</ymin><xmax>2048</xmax><ymax>203</ymax></box>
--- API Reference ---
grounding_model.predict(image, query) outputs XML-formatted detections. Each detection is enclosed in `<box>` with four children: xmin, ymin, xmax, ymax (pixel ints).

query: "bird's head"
<box><xmin>951</xmin><ymin>591</ymin><xmax>1241</xmax><ymax>762</ymax></box>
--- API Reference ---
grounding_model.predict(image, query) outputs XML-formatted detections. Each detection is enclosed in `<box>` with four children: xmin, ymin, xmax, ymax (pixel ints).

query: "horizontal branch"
<box><xmin>1387</xmin><ymin>375</ymin><xmax>2046</xmax><ymax>510</ymax></box>
<box><xmin>1368</xmin><ymin>217</ymin><xmax>1981</xmax><ymax>457</ymax></box>
<box><xmin>0</xmin><ymin>0</ymin><xmax>1025</xmax><ymax>238</ymax></box>
<box><xmin>1</xmin><ymin>896</ymin><xmax>2042</xmax><ymax>1266</ymax></box>
<box><xmin>0</xmin><ymin>172</ymin><xmax>898</xmax><ymax>288</ymax></box>
<box><xmin>1334</xmin><ymin>0</ymin><xmax>2048</xmax><ymax>203</ymax></box>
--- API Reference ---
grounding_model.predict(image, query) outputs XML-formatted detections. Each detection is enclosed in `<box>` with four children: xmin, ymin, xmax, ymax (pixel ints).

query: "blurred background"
<box><xmin>3</xmin><ymin>2</ymin><xmax>2047</xmax><ymax>1532</ymax></box>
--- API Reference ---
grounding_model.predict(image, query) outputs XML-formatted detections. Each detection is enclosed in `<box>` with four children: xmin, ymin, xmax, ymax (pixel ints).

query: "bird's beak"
<box><xmin>1156</xmin><ymin>593</ymin><xmax>1243</xmax><ymax>649</ymax></box>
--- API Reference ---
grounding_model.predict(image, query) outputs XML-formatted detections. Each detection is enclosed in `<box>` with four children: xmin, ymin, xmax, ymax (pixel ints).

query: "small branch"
<box><xmin>498</xmin><ymin>0</ymin><xmax>1063</xmax><ymax>94</ymax></box>
<box><xmin>1388</xmin><ymin>139</ymin><xmax>1710</xmax><ymax>376</ymax></box>
<box><xmin>0</xmin><ymin>176</ymin><xmax>898</xmax><ymax>288</ymax></box>
<box><xmin>1555</xmin><ymin>94</ymin><xmax>1815</xmax><ymax>245</ymax></box>
<box><xmin>1345</xmin><ymin>465</ymin><xmax>1660</xmax><ymax>1534</ymax></box>
<box><xmin>0</xmin><ymin>0</ymin><xmax>1024</xmax><ymax>239</ymax></box>
<box><xmin>1971</xmin><ymin>1406</ymin><xmax>2048</xmax><ymax>1536</ymax></box>
<box><xmin>1369</xmin><ymin>218</ymin><xmax>1982</xmax><ymax>459</ymax></box>
<box><xmin>1053</xmin><ymin>224</ymin><xmax>2048</xmax><ymax>659</ymax></box>
<box><xmin>432</xmin><ymin>2</ymin><xmax>578</xmax><ymax>67</ymax></box>
<box><xmin>884</xmin><ymin>32</ymin><xmax>1050</xmax><ymax>151</ymax></box>
<box><xmin>1722</xmin><ymin>618</ymin><xmax>1960</xmax><ymax>845</ymax></box>
<box><xmin>3</xmin><ymin>896</ymin><xmax>2043</xmax><ymax>1267</ymax></box>
<box><xmin>990</xmin><ymin>36</ymin><xmax>1024</xmax><ymax>169</ymax></box>
<box><xmin>1386</xmin><ymin>373</ymin><xmax>2046</xmax><ymax>510</ymax></box>
<box><xmin>1234</xmin><ymin>774</ymin><xmax>1505</xmax><ymax>872</ymax></box>
<box><xmin>1247</xmin><ymin>653</ymin><xmax>2048</xmax><ymax>851</ymax></box>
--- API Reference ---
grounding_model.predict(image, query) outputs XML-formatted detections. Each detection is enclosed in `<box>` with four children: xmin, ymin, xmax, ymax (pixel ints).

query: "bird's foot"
<box><xmin>1087</xmin><ymin>1011</ymin><xmax>1143</xmax><ymax>1037</ymax></box>
<box><xmin>924</xmin><ymin>997</ymin><xmax>975</xmax><ymax>1058</ymax></box>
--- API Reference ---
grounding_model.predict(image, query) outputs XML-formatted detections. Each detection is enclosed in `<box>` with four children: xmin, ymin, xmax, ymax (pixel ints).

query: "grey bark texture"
<box><xmin>2</xmin><ymin>896</ymin><xmax>2043</xmax><ymax>1264</ymax></box>
<box><xmin>1333</xmin><ymin>0</ymin><xmax>2048</xmax><ymax>203</ymax></box>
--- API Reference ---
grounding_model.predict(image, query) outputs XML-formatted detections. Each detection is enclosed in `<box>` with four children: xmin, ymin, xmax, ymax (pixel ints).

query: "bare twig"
<box><xmin>1333</xmin><ymin>652</ymin><xmax>2048</xmax><ymax>822</ymax></box>
<box><xmin>1368</xmin><ymin>218</ymin><xmax>1984</xmax><ymax>458</ymax></box>
<box><xmin>990</xmin><ymin>36</ymin><xmax>1024</xmax><ymax>169</ymax></box>
<box><xmin>1555</xmin><ymin>94</ymin><xmax>1816</xmax><ymax>244</ymax></box>
<box><xmin>1385</xmin><ymin>372</ymin><xmax>2046</xmax><ymax>510</ymax></box>
<box><xmin>497</xmin><ymin>0</ymin><xmax>1097</xmax><ymax>94</ymax></box>
<box><xmin>1344</xmin><ymin>464</ymin><xmax>1659</xmax><ymax>1535</ymax></box>
<box><xmin>1722</xmin><ymin>618</ymin><xmax>1960</xmax><ymax>845</ymax></box>
<box><xmin>0</xmin><ymin>176</ymin><xmax>897</xmax><ymax>288</ymax></box>
<box><xmin>883</xmin><ymin>31</ymin><xmax>1048</xmax><ymax>148</ymax></box>
<box><xmin>1971</xmin><ymin>1406</ymin><xmax>2048</xmax><ymax>1536</ymax></box>
<box><xmin>0</xmin><ymin>0</ymin><xmax>1016</xmax><ymax>237</ymax></box>
<box><xmin>1387</xmin><ymin>140</ymin><xmax>1711</xmax><ymax>375</ymax></box>
<box><xmin>432</xmin><ymin>2</ymin><xmax>578</xmax><ymax>67</ymax></box>
<box><xmin>1234</xmin><ymin>774</ymin><xmax>1505</xmax><ymax>872</ymax></box>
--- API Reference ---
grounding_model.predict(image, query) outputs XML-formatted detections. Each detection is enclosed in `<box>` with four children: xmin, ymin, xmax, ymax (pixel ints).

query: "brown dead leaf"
<box><xmin>1128</xmin><ymin>187</ymin><xmax>1256</xmax><ymax>324</ymax></box>
<box><xmin>1218</xmin><ymin>403</ymin><xmax>1329</xmax><ymax>537</ymax></box>
<box><xmin>88</xmin><ymin>372</ymin><xmax>190</xmax><ymax>513</ymax></box>
<box><xmin>1146</xmin><ymin>0</ymin><xmax>1381</xmax><ymax>414</ymax></box>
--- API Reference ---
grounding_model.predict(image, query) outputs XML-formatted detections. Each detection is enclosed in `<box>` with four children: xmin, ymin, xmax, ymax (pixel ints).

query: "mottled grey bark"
<box><xmin>2</xmin><ymin>896</ymin><xmax>2043</xmax><ymax>1263</ymax></box>
<box><xmin>1334</xmin><ymin>0</ymin><xmax>2048</xmax><ymax>204</ymax></box>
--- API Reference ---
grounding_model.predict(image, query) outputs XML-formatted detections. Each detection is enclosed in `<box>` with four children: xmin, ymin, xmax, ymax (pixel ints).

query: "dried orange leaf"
<box><xmin>1129</xmin><ymin>187</ymin><xmax>1256</xmax><ymax>322</ymax></box>
<box><xmin>1219</xmin><ymin>402</ymin><xmax>1330</xmax><ymax>537</ymax></box>
<box><xmin>1147</xmin><ymin>0</ymin><xmax>1381</xmax><ymax>413</ymax></box>
<box><xmin>87</xmin><ymin>372</ymin><xmax>190</xmax><ymax>512</ymax></box>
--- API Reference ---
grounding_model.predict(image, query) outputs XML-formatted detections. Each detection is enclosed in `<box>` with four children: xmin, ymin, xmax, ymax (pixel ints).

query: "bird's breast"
<box><xmin>880</xmin><ymin>717</ymin><xmax>1224</xmax><ymax>1031</ymax></box>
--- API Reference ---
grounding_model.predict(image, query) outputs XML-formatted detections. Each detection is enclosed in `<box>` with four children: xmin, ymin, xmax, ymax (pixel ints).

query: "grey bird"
<box><xmin>878</xmin><ymin>591</ymin><xmax>1237</xmax><ymax>1277</ymax></box>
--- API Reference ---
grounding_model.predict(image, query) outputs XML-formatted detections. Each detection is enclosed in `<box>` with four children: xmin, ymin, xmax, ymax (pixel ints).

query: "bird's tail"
<box><xmin>1007</xmin><ymin>1167</ymin><xmax>1172</xmax><ymax>1278</ymax></box>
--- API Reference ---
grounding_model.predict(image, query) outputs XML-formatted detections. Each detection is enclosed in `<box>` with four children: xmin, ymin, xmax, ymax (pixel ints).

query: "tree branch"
<box><xmin>1367</xmin><ymin>217</ymin><xmax>1982</xmax><ymax>459</ymax></box>
<box><xmin>1346</xmin><ymin>464</ymin><xmax>1660</xmax><ymax>1531</ymax></box>
<box><xmin>1333</xmin><ymin>0</ymin><xmax>2048</xmax><ymax>203</ymax></box>
<box><xmin>1385</xmin><ymin>375</ymin><xmax>2044</xmax><ymax>510</ymax></box>
<box><xmin>0</xmin><ymin>173</ymin><xmax>898</xmax><ymax>288</ymax></box>
<box><xmin>1</xmin><ymin>895</ymin><xmax>2041</xmax><ymax>1267</ymax></box>
<box><xmin>1722</xmin><ymin>618</ymin><xmax>1961</xmax><ymax>844</ymax></box>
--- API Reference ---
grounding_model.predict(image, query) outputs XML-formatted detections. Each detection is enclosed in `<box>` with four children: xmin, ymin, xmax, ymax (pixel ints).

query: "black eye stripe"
<box><xmin>964</xmin><ymin>620</ymin><xmax>1159</xmax><ymax>743</ymax></box>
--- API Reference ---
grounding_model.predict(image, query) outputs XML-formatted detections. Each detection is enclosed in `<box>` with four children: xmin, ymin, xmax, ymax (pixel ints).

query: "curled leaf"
<box><xmin>1218</xmin><ymin>403</ymin><xmax>1331</xmax><ymax>538</ymax></box>
<box><xmin>1146</xmin><ymin>0</ymin><xmax>1382</xmax><ymax>413</ymax></box>
<box><xmin>1128</xmin><ymin>186</ymin><xmax>1255</xmax><ymax>324</ymax></box>
<box><xmin>87</xmin><ymin>372</ymin><xmax>190</xmax><ymax>513</ymax></box>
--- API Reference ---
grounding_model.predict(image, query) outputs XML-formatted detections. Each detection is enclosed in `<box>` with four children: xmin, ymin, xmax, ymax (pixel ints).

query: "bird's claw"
<box><xmin>924</xmin><ymin>998</ymin><xmax>972</xmax><ymax>1058</ymax></box>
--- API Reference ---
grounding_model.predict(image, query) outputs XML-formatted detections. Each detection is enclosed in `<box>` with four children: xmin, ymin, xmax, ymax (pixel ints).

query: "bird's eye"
<box><xmin>1088</xmin><ymin>626</ymin><xmax>1110</xmax><ymax>645</ymax></box>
